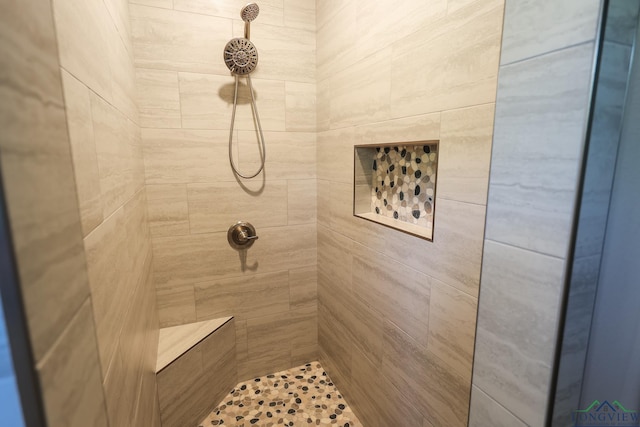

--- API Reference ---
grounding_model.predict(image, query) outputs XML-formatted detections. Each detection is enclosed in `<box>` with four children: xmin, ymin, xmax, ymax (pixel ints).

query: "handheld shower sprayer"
<box><xmin>223</xmin><ymin>3</ymin><xmax>266</xmax><ymax>179</ymax></box>
<box><xmin>241</xmin><ymin>3</ymin><xmax>259</xmax><ymax>39</ymax></box>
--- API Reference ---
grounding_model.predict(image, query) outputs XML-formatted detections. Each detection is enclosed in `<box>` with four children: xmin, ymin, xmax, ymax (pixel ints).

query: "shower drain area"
<box><xmin>198</xmin><ymin>362</ymin><xmax>362</xmax><ymax>427</ymax></box>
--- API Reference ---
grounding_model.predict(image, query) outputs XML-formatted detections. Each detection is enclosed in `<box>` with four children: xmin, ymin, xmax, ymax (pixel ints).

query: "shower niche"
<box><xmin>354</xmin><ymin>141</ymin><xmax>439</xmax><ymax>241</ymax></box>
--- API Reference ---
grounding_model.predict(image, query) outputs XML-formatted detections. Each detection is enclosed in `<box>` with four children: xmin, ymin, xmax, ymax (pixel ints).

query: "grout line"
<box><xmin>500</xmin><ymin>40</ymin><xmax>596</xmax><ymax>68</ymax></box>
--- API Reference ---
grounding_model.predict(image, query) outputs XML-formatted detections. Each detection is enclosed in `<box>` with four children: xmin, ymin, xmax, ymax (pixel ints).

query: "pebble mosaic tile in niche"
<box><xmin>372</xmin><ymin>144</ymin><xmax>438</xmax><ymax>228</ymax></box>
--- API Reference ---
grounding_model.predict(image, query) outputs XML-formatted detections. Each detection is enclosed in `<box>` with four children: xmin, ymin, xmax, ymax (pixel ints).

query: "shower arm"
<box><xmin>244</xmin><ymin>22</ymin><xmax>250</xmax><ymax>39</ymax></box>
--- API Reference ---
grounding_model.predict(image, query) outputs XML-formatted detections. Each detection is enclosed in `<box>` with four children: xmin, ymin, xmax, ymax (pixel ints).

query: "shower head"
<box><xmin>224</xmin><ymin>37</ymin><xmax>259</xmax><ymax>75</ymax></box>
<box><xmin>241</xmin><ymin>3</ymin><xmax>260</xmax><ymax>22</ymax></box>
<box><xmin>241</xmin><ymin>3</ymin><xmax>259</xmax><ymax>39</ymax></box>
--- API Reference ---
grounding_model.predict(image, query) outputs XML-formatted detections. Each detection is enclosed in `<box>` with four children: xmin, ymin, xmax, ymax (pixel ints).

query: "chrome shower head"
<box><xmin>241</xmin><ymin>3</ymin><xmax>259</xmax><ymax>22</ymax></box>
<box><xmin>241</xmin><ymin>3</ymin><xmax>259</xmax><ymax>39</ymax></box>
<box><xmin>224</xmin><ymin>37</ymin><xmax>259</xmax><ymax>75</ymax></box>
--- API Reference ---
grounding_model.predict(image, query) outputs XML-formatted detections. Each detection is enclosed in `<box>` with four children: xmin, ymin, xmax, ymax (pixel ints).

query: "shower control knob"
<box><xmin>228</xmin><ymin>221</ymin><xmax>259</xmax><ymax>250</ymax></box>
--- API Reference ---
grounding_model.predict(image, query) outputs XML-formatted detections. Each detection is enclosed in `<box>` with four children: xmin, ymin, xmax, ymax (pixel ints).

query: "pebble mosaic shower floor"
<box><xmin>198</xmin><ymin>362</ymin><xmax>362</xmax><ymax>427</ymax></box>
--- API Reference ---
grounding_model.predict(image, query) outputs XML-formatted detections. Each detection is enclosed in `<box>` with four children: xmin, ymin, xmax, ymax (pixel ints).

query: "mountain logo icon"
<box><xmin>573</xmin><ymin>400</ymin><xmax>639</xmax><ymax>426</ymax></box>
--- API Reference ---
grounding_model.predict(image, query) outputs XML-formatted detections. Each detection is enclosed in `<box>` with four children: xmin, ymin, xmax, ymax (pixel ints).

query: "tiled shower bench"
<box><xmin>155</xmin><ymin>317</ymin><xmax>237</xmax><ymax>427</ymax></box>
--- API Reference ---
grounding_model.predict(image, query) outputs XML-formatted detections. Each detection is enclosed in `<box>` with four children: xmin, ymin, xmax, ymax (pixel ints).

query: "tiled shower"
<box><xmin>0</xmin><ymin>0</ymin><xmax>610</xmax><ymax>426</ymax></box>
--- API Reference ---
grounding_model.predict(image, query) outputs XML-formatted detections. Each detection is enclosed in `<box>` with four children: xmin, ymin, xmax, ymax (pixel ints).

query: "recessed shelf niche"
<box><xmin>354</xmin><ymin>141</ymin><xmax>439</xmax><ymax>241</ymax></box>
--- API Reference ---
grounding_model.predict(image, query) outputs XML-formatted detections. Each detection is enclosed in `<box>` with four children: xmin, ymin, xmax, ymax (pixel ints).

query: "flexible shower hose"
<box><xmin>228</xmin><ymin>74</ymin><xmax>266</xmax><ymax>179</ymax></box>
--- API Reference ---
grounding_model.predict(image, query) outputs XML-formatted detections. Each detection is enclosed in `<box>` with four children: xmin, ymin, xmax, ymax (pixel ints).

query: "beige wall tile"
<box><xmin>130</xmin><ymin>0</ymin><xmax>173</xmax><ymax>9</ymax></box>
<box><xmin>245</xmin><ymin>311</ymin><xmax>293</xmax><ymax>377</ymax></box>
<box><xmin>232</xmin><ymin>21</ymin><xmax>315</xmax><ymax>83</ymax></box>
<box><xmin>1</xmin><ymin>0</ymin><xmax>101</xmax><ymax>370</ymax></box>
<box><xmin>157</xmin><ymin>345</ymin><xmax>210</xmax><ymax>427</ymax></box>
<box><xmin>428</xmin><ymin>280</ymin><xmax>477</xmax><ymax>383</ymax></box>
<box><xmin>316</xmin><ymin>1</ymin><xmax>357</xmax><ymax>80</ymax></box>
<box><xmin>284</xmin><ymin>0</ymin><xmax>315</xmax><ymax>30</ymax></box>
<box><xmin>485</xmin><ymin>43</ymin><xmax>595</xmax><ymax>258</ymax></box>
<box><xmin>318</xmin><ymin>300</ymin><xmax>353</xmax><ymax>386</ymax></box>
<box><xmin>438</xmin><ymin>104</ymin><xmax>494</xmax><ymax>205</ymax></box>
<box><xmin>354</xmin><ymin>112</ymin><xmax>441</xmax><ymax>145</ymax></box>
<box><xmin>105</xmin><ymin>0</ymin><xmax>134</xmax><ymax>50</ymax></box>
<box><xmin>354</xmin><ymin>0</ymin><xmax>447</xmax><ymax>64</ymax></box>
<box><xmin>174</xmin><ymin>0</ymin><xmax>284</xmax><ymax>26</ymax></box>
<box><xmin>317</xmin><ymin>128</ymin><xmax>355</xmax><ymax>184</ymax></box>
<box><xmin>473</xmin><ymin>240</ymin><xmax>565</xmax><ymax>426</ymax></box>
<box><xmin>390</xmin><ymin>0</ymin><xmax>503</xmax><ymax>117</ymax></box>
<box><xmin>288</xmin><ymin>179</ymin><xmax>317</xmax><ymax>225</ymax></box>
<box><xmin>352</xmin><ymin>244</ymin><xmax>431</xmax><ymax>347</ymax></box>
<box><xmin>316</xmin><ymin>78</ymin><xmax>331</xmax><ymax>132</ymax></box>
<box><xmin>291</xmin><ymin>344</ymin><xmax>318</xmax><ymax>366</ymax></box>
<box><xmin>1</xmin><ymin>149</ymin><xmax>91</xmax><ymax>362</ymax></box>
<box><xmin>37</xmin><ymin>300</ymin><xmax>109</xmax><ymax>427</ymax></box>
<box><xmin>136</xmin><ymin>68</ymin><xmax>181</xmax><ymax>128</ymax></box>
<box><xmin>84</xmin><ymin>190</ymin><xmax>151</xmax><ymax>381</ymax></box>
<box><xmin>146</xmin><ymin>184</ymin><xmax>190</xmax><ymax>237</ymax></box>
<box><xmin>90</xmin><ymin>93</ymin><xmax>142</xmax><ymax>218</ymax></box>
<box><xmin>469</xmin><ymin>386</ymin><xmax>527</xmax><ymax>427</ymax></box>
<box><xmin>317</xmin><ymin>225</ymin><xmax>354</xmax><ymax>294</ymax></box>
<box><xmin>239</xmin><ymin>131</ymin><xmax>316</xmax><ymax>180</ymax></box>
<box><xmin>107</xmin><ymin>23</ymin><xmax>139</xmax><ymax>123</ymax></box>
<box><xmin>347</xmin><ymin>347</ymin><xmax>381</xmax><ymax>427</ymax></box>
<box><xmin>141</xmin><ymin>128</ymin><xmax>236</xmax><ymax>183</ymax></box>
<box><xmin>330</xmin><ymin>47</ymin><xmax>392</xmax><ymax>128</ymax></box>
<box><xmin>60</xmin><ymin>70</ymin><xmax>103</xmax><ymax>236</ymax></box>
<box><xmin>180</xmin><ymin>72</ymin><xmax>286</xmax><ymax>131</ymax></box>
<box><xmin>157</xmin><ymin>285</ymin><xmax>197</xmax><ymax>328</ymax></box>
<box><xmin>130</xmin><ymin>4</ymin><xmax>232</xmax><ymax>74</ymax></box>
<box><xmin>52</xmin><ymin>0</ymin><xmax>113</xmax><ymax>102</ymax></box>
<box><xmin>200</xmin><ymin>323</ymin><xmax>238</xmax><ymax>407</ymax></box>
<box><xmin>382</xmin><ymin>320</ymin><xmax>470</xmax><ymax>427</ymax></box>
<box><xmin>285</xmin><ymin>81</ymin><xmax>316</xmax><ymax>131</ymax></box>
<box><xmin>195</xmin><ymin>271</ymin><xmax>290</xmax><ymax>321</ymax></box>
<box><xmin>187</xmin><ymin>181</ymin><xmax>288</xmax><ymax>233</ymax></box>
<box><xmin>289</xmin><ymin>266</ymin><xmax>317</xmax><ymax>309</ymax></box>
<box><xmin>103</xmin><ymin>342</ymin><xmax>140</xmax><ymax>427</ymax></box>
<box><xmin>500</xmin><ymin>0</ymin><xmax>600</xmax><ymax>65</ymax></box>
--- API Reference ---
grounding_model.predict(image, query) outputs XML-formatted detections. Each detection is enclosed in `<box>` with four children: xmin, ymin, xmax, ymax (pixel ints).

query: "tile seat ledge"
<box><xmin>156</xmin><ymin>317</ymin><xmax>233</xmax><ymax>373</ymax></box>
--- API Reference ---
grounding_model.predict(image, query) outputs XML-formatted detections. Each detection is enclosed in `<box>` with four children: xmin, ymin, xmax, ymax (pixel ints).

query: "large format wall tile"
<box><xmin>174</xmin><ymin>0</ymin><xmax>285</xmax><ymax>26</ymax></box>
<box><xmin>473</xmin><ymin>240</ymin><xmax>566</xmax><ymax>426</ymax></box>
<box><xmin>330</xmin><ymin>47</ymin><xmax>392</xmax><ymax>129</ymax></box>
<box><xmin>316</xmin><ymin>0</ymin><xmax>502</xmax><ymax>425</ymax></box>
<box><xmin>152</xmin><ymin>223</ymin><xmax>316</xmax><ymax>287</ymax></box>
<box><xmin>146</xmin><ymin>184</ymin><xmax>190</xmax><ymax>237</ymax></box>
<box><xmin>352</xmin><ymin>245</ymin><xmax>431</xmax><ymax>347</ymax></box>
<box><xmin>60</xmin><ymin>70</ymin><xmax>103</xmax><ymax>236</ymax></box>
<box><xmin>142</xmin><ymin>128</ymin><xmax>237</xmax><ymax>183</ymax></box>
<box><xmin>285</xmin><ymin>81</ymin><xmax>316</xmax><ymax>131</ymax></box>
<box><xmin>438</xmin><ymin>104</ymin><xmax>494</xmax><ymax>205</ymax></box>
<box><xmin>485</xmin><ymin>43</ymin><xmax>595</xmax><ymax>258</ymax></box>
<box><xmin>90</xmin><ymin>93</ymin><xmax>143</xmax><ymax>218</ymax></box>
<box><xmin>130</xmin><ymin>5</ymin><xmax>232</xmax><ymax>74</ymax></box>
<box><xmin>382</xmin><ymin>320</ymin><xmax>470</xmax><ymax>427</ymax></box>
<box><xmin>235</xmin><ymin>22</ymin><xmax>315</xmax><ymax>83</ymax></box>
<box><xmin>136</xmin><ymin>68</ymin><xmax>181</xmax><ymax>128</ymax></box>
<box><xmin>52</xmin><ymin>0</ymin><xmax>113</xmax><ymax>102</ymax></box>
<box><xmin>195</xmin><ymin>271</ymin><xmax>290</xmax><ymax>321</ymax></box>
<box><xmin>428</xmin><ymin>279</ymin><xmax>477</xmax><ymax>383</ymax></box>
<box><xmin>390</xmin><ymin>0</ymin><xmax>503</xmax><ymax>118</ymax></box>
<box><xmin>37</xmin><ymin>301</ymin><xmax>109</xmax><ymax>427</ymax></box>
<box><xmin>500</xmin><ymin>0</ymin><xmax>600</xmax><ymax>65</ymax></box>
<box><xmin>469</xmin><ymin>386</ymin><xmax>527</xmax><ymax>427</ymax></box>
<box><xmin>179</xmin><ymin>72</ymin><xmax>286</xmax><ymax>131</ymax></box>
<box><xmin>238</xmin><ymin>131</ymin><xmax>316</xmax><ymax>180</ymax></box>
<box><xmin>187</xmin><ymin>181</ymin><xmax>288</xmax><ymax>233</ymax></box>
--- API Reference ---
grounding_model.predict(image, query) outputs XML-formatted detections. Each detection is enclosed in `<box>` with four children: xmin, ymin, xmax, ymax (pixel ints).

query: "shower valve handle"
<box><xmin>228</xmin><ymin>221</ymin><xmax>259</xmax><ymax>250</ymax></box>
<box><xmin>238</xmin><ymin>230</ymin><xmax>259</xmax><ymax>242</ymax></box>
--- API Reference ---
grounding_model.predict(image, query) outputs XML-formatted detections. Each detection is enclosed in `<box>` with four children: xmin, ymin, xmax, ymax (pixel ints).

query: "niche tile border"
<box><xmin>353</xmin><ymin>141</ymin><xmax>439</xmax><ymax>241</ymax></box>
